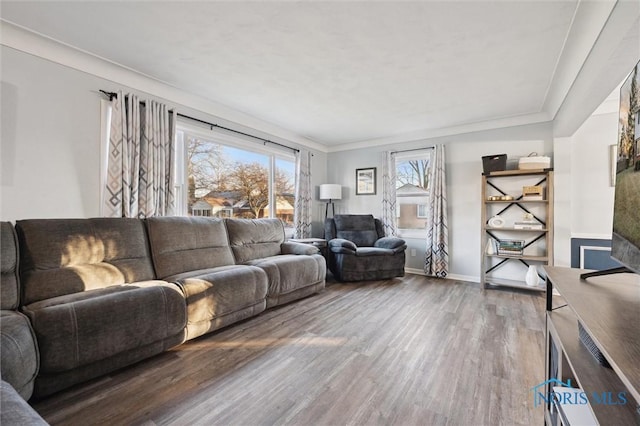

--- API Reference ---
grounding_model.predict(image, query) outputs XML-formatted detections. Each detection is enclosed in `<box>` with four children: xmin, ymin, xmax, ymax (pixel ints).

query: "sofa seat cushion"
<box><xmin>245</xmin><ymin>254</ymin><xmax>325</xmax><ymax>302</ymax></box>
<box><xmin>23</xmin><ymin>281</ymin><xmax>186</xmax><ymax>373</ymax></box>
<box><xmin>171</xmin><ymin>265</ymin><xmax>268</xmax><ymax>340</ymax></box>
<box><xmin>0</xmin><ymin>311</ymin><xmax>39</xmax><ymax>400</ymax></box>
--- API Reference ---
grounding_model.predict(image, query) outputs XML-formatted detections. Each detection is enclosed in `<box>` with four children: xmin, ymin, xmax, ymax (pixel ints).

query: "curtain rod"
<box><xmin>99</xmin><ymin>90</ymin><xmax>300</xmax><ymax>154</ymax></box>
<box><xmin>391</xmin><ymin>146</ymin><xmax>434</xmax><ymax>154</ymax></box>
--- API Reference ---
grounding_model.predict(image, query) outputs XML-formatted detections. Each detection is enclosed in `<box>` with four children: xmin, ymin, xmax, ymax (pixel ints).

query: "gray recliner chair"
<box><xmin>324</xmin><ymin>215</ymin><xmax>407</xmax><ymax>282</ymax></box>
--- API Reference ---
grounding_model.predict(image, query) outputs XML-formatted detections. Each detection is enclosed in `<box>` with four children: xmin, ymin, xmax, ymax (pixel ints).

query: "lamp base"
<box><xmin>325</xmin><ymin>200</ymin><xmax>336</xmax><ymax>218</ymax></box>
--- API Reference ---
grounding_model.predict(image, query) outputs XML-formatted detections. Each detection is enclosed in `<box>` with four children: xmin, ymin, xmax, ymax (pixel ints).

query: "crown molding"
<box><xmin>326</xmin><ymin>111</ymin><xmax>552</xmax><ymax>152</ymax></box>
<box><xmin>0</xmin><ymin>20</ymin><xmax>329</xmax><ymax>154</ymax></box>
<box><xmin>0</xmin><ymin>20</ymin><xmax>560</xmax><ymax>156</ymax></box>
<box><xmin>541</xmin><ymin>0</ymin><xmax>616</xmax><ymax>119</ymax></box>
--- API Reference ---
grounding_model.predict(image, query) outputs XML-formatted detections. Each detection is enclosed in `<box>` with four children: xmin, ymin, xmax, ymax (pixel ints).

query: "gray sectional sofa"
<box><xmin>0</xmin><ymin>222</ymin><xmax>47</xmax><ymax>423</ymax></box>
<box><xmin>0</xmin><ymin>222</ymin><xmax>39</xmax><ymax>399</ymax></box>
<box><xmin>0</xmin><ymin>216</ymin><xmax>325</xmax><ymax>409</ymax></box>
<box><xmin>145</xmin><ymin>217</ymin><xmax>325</xmax><ymax>340</ymax></box>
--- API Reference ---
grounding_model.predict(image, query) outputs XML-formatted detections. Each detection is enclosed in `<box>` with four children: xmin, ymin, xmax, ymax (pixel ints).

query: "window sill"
<box><xmin>397</xmin><ymin>230</ymin><xmax>426</xmax><ymax>239</ymax></box>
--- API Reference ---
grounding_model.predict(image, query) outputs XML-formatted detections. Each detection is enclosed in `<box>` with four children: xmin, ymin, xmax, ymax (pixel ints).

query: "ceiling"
<box><xmin>0</xmin><ymin>1</ymin><xmax>635</xmax><ymax>149</ymax></box>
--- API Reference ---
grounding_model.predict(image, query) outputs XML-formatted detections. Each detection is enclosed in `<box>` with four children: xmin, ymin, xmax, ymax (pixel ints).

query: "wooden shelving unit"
<box><xmin>544</xmin><ymin>267</ymin><xmax>640</xmax><ymax>425</ymax></box>
<box><xmin>480</xmin><ymin>168</ymin><xmax>554</xmax><ymax>291</ymax></box>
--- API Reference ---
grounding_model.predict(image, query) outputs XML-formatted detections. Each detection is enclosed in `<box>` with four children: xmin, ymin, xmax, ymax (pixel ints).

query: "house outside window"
<box><xmin>215</xmin><ymin>208</ymin><xmax>233</xmax><ymax>218</ymax></box>
<box><xmin>191</xmin><ymin>199</ymin><xmax>213</xmax><ymax>216</ymax></box>
<box><xmin>395</xmin><ymin>150</ymin><xmax>431</xmax><ymax>236</ymax></box>
<box><xmin>175</xmin><ymin>126</ymin><xmax>296</xmax><ymax>232</ymax></box>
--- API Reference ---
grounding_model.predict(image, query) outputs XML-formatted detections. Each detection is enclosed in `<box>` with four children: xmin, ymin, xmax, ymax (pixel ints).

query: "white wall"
<box><xmin>553</xmin><ymin>136</ymin><xmax>573</xmax><ymax>267</ymax></box>
<box><xmin>1</xmin><ymin>47</ymin><xmax>102</xmax><ymax>221</ymax></box>
<box><xmin>570</xmin><ymin>111</ymin><xmax>617</xmax><ymax>238</ymax></box>
<box><xmin>327</xmin><ymin>122</ymin><xmax>554</xmax><ymax>281</ymax></box>
<box><xmin>0</xmin><ymin>46</ymin><xmax>328</xmax><ymax>228</ymax></box>
<box><xmin>554</xmin><ymin>105</ymin><xmax>618</xmax><ymax>267</ymax></box>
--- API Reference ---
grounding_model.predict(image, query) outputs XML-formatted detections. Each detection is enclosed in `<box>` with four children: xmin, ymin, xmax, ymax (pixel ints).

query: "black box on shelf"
<box><xmin>482</xmin><ymin>154</ymin><xmax>507</xmax><ymax>174</ymax></box>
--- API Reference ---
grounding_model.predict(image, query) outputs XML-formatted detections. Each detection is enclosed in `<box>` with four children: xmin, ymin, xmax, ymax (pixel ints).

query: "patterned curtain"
<box><xmin>424</xmin><ymin>144</ymin><xmax>449</xmax><ymax>277</ymax></box>
<box><xmin>104</xmin><ymin>91</ymin><xmax>176</xmax><ymax>218</ymax></box>
<box><xmin>381</xmin><ymin>150</ymin><xmax>398</xmax><ymax>236</ymax></box>
<box><xmin>294</xmin><ymin>148</ymin><xmax>312</xmax><ymax>238</ymax></box>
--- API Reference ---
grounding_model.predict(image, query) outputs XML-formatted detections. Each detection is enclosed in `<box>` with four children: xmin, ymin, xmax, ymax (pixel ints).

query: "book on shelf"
<box><xmin>522</xmin><ymin>195</ymin><xmax>544</xmax><ymax>201</ymax></box>
<box><xmin>496</xmin><ymin>239</ymin><xmax>524</xmax><ymax>256</ymax></box>
<box><xmin>497</xmin><ymin>249</ymin><xmax>524</xmax><ymax>256</ymax></box>
<box><xmin>513</xmin><ymin>221</ymin><xmax>544</xmax><ymax>230</ymax></box>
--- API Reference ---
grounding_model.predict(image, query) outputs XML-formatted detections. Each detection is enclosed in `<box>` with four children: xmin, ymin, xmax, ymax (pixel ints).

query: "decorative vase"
<box><xmin>485</xmin><ymin>238</ymin><xmax>495</xmax><ymax>255</ymax></box>
<box><xmin>525</xmin><ymin>265</ymin><xmax>539</xmax><ymax>287</ymax></box>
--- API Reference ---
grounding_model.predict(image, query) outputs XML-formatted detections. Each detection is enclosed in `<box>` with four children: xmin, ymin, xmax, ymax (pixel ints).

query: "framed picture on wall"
<box><xmin>356</xmin><ymin>167</ymin><xmax>376</xmax><ymax>195</ymax></box>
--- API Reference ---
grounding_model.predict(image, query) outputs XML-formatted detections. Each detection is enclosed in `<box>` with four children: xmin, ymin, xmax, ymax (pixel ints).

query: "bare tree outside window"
<box><xmin>396</xmin><ymin>159</ymin><xmax>429</xmax><ymax>189</ymax></box>
<box><xmin>185</xmin><ymin>134</ymin><xmax>295</xmax><ymax>229</ymax></box>
<box><xmin>187</xmin><ymin>137</ymin><xmax>228</xmax><ymax>206</ymax></box>
<box><xmin>227</xmin><ymin>162</ymin><xmax>269</xmax><ymax>218</ymax></box>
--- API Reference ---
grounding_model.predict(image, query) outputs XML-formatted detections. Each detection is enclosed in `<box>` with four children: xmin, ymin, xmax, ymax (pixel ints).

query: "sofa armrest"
<box><xmin>281</xmin><ymin>242</ymin><xmax>319</xmax><ymax>255</ymax></box>
<box><xmin>1</xmin><ymin>380</ymin><xmax>48</xmax><ymax>425</ymax></box>
<box><xmin>328</xmin><ymin>238</ymin><xmax>357</xmax><ymax>254</ymax></box>
<box><xmin>374</xmin><ymin>237</ymin><xmax>407</xmax><ymax>253</ymax></box>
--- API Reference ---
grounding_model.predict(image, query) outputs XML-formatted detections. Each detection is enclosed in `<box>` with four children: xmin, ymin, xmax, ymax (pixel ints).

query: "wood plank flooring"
<box><xmin>32</xmin><ymin>275</ymin><xmax>546</xmax><ymax>425</ymax></box>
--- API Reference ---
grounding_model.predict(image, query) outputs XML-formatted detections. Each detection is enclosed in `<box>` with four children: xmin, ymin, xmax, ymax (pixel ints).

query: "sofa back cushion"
<box><xmin>226</xmin><ymin>218</ymin><xmax>284</xmax><ymax>263</ymax></box>
<box><xmin>145</xmin><ymin>216</ymin><xmax>235</xmax><ymax>278</ymax></box>
<box><xmin>16</xmin><ymin>218</ymin><xmax>156</xmax><ymax>305</ymax></box>
<box><xmin>1</xmin><ymin>222</ymin><xmax>19</xmax><ymax>310</ymax></box>
<box><xmin>333</xmin><ymin>214</ymin><xmax>379</xmax><ymax>247</ymax></box>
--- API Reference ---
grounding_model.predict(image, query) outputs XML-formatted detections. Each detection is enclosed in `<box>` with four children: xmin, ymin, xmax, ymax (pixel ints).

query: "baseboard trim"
<box><xmin>571</xmin><ymin>233</ymin><xmax>612</xmax><ymax>240</ymax></box>
<box><xmin>446</xmin><ymin>273</ymin><xmax>480</xmax><ymax>283</ymax></box>
<box><xmin>405</xmin><ymin>268</ymin><xmax>479</xmax><ymax>283</ymax></box>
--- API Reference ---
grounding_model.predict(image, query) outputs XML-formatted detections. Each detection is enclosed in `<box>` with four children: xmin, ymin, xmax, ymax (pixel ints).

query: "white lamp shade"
<box><xmin>320</xmin><ymin>184</ymin><xmax>342</xmax><ymax>200</ymax></box>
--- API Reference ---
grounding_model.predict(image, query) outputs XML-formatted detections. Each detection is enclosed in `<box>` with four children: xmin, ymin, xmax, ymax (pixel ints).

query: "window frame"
<box><xmin>416</xmin><ymin>204</ymin><xmax>429</xmax><ymax>219</ymax></box>
<box><xmin>99</xmin><ymin>99</ymin><xmax>112</xmax><ymax>216</ymax></box>
<box><xmin>175</xmin><ymin>121</ymin><xmax>296</xmax><ymax>223</ymax></box>
<box><xmin>394</xmin><ymin>149</ymin><xmax>432</xmax><ymax>238</ymax></box>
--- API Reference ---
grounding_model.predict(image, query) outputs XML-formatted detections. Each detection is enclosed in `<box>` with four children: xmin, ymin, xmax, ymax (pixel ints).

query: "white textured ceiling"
<box><xmin>0</xmin><ymin>1</ymin><xmax>617</xmax><ymax>147</ymax></box>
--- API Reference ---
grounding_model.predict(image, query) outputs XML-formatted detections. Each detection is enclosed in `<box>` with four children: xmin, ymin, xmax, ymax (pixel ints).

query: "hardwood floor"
<box><xmin>32</xmin><ymin>275</ymin><xmax>546</xmax><ymax>425</ymax></box>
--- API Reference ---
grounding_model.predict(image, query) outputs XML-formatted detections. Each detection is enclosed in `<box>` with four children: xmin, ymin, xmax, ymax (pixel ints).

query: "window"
<box><xmin>416</xmin><ymin>204</ymin><xmax>428</xmax><ymax>218</ymax></box>
<box><xmin>175</xmin><ymin>126</ymin><xmax>296</xmax><ymax>233</ymax></box>
<box><xmin>395</xmin><ymin>150</ymin><xmax>431</xmax><ymax>234</ymax></box>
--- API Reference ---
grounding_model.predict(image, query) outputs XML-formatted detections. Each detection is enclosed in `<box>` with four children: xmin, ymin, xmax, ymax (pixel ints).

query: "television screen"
<box><xmin>612</xmin><ymin>59</ymin><xmax>640</xmax><ymax>274</ymax></box>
